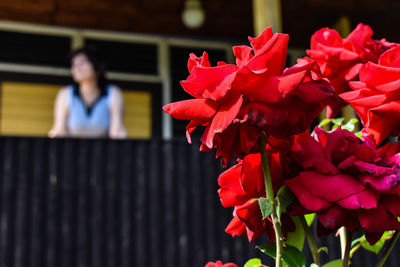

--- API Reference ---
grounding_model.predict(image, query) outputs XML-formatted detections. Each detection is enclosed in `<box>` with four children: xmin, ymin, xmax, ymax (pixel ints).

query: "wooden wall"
<box><xmin>0</xmin><ymin>0</ymin><xmax>399</xmax><ymax>46</ymax></box>
<box><xmin>0</xmin><ymin>0</ymin><xmax>253</xmax><ymax>41</ymax></box>
<box><xmin>282</xmin><ymin>0</ymin><xmax>400</xmax><ymax>47</ymax></box>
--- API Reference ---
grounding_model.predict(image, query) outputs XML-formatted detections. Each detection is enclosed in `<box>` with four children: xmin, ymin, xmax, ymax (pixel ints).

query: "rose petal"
<box><xmin>360</xmin><ymin>62</ymin><xmax>400</xmax><ymax>90</ymax></box>
<box><xmin>187</xmin><ymin>51</ymin><xmax>210</xmax><ymax>72</ymax></box>
<box><xmin>353</xmin><ymin>160</ymin><xmax>393</xmax><ymax>176</ymax></box>
<box><xmin>365</xmin><ymin>232</ymin><xmax>384</xmax><ymax>246</ymax></box>
<box><xmin>285</xmin><ymin>175</ymin><xmax>332</xmax><ymax>211</ymax></box>
<box><xmin>359</xmin><ymin>173</ymin><xmax>400</xmax><ymax>191</ymax></box>
<box><xmin>163</xmin><ymin>99</ymin><xmax>218</xmax><ymax>121</ymax></box>
<box><xmin>371</xmin><ymin>101</ymin><xmax>400</xmax><ymax>119</ymax></box>
<box><xmin>358</xmin><ymin>205</ymin><xmax>400</xmax><ymax>232</ymax></box>
<box><xmin>225</xmin><ymin>215</ymin><xmax>247</xmax><ymax>238</ymax></box>
<box><xmin>318</xmin><ymin>206</ymin><xmax>360</xmax><ymax>231</ymax></box>
<box><xmin>248</xmin><ymin>26</ymin><xmax>274</xmax><ymax>53</ymax></box>
<box><xmin>180</xmin><ymin>64</ymin><xmax>238</xmax><ymax>101</ymax></box>
<box><xmin>380</xmin><ymin>195</ymin><xmax>400</xmax><ymax>217</ymax></box>
<box><xmin>247</xmin><ymin>32</ymin><xmax>289</xmax><ymax>75</ymax></box>
<box><xmin>378</xmin><ymin>47</ymin><xmax>400</xmax><ymax>67</ymax></box>
<box><xmin>233</xmin><ymin>45</ymin><xmax>254</xmax><ymax>68</ymax></box>
<box><xmin>337</xmin><ymin>189</ymin><xmax>379</xmax><ymax>209</ymax></box>
<box><xmin>218</xmin><ymin>164</ymin><xmax>249</xmax><ymax>207</ymax></box>
<box><xmin>236</xmin><ymin>201</ymin><xmax>265</xmax><ymax>242</ymax></box>
<box><xmin>293</xmin><ymin>80</ymin><xmax>334</xmax><ymax>103</ymax></box>
<box><xmin>292</xmin><ymin>132</ymin><xmax>338</xmax><ymax>174</ymax></box>
<box><xmin>201</xmin><ymin>93</ymin><xmax>244</xmax><ymax>148</ymax></box>
<box><xmin>293</xmin><ymin>171</ymin><xmax>365</xmax><ymax>202</ymax></box>
<box><xmin>240</xmin><ymin>153</ymin><xmax>264</xmax><ymax>195</ymax></box>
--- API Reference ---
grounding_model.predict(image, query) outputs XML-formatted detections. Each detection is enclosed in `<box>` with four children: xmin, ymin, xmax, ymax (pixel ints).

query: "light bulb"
<box><xmin>182</xmin><ymin>0</ymin><xmax>205</xmax><ymax>29</ymax></box>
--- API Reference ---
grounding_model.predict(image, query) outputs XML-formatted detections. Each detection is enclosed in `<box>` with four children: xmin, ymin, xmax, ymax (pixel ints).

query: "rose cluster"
<box><xmin>162</xmin><ymin>24</ymin><xmax>400</xmax><ymax>266</ymax></box>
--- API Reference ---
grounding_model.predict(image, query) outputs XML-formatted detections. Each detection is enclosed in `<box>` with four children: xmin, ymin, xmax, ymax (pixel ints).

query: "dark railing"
<box><xmin>0</xmin><ymin>136</ymin><xmax>399</xmax><ymax>267</ymax></box>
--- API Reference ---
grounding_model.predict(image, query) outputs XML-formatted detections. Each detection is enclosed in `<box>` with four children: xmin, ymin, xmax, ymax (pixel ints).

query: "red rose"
<box><xmin>205</xmin><ymin>260</ymin><xmax>238</xmax><ymax>267</ymax></box>
<box><xmin>164</xmin><ymin>27</ymin><xmax>334</xmax><ymax>165</ymax></box>
<box><xmin>218</xmin><ymin>152</ymin><xmax>295</xmax><ymax>242</ymax></box>
<box><xmin>307</xmin><ymin>23</ymin><xmax>395</xmax><ymax>117</ymax></box>
<box><xmin>285</xmin><ymin>127</ymin><xmax>400</xmax><ymax>245</ymax></box>
<box><xmin>340</xmin><ymin>47</ymin><xmax>400</xmax><ymax>145</ymax></box>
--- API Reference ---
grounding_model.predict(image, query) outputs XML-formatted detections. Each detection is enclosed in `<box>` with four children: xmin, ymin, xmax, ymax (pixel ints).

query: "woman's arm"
<box><xmin>109</xmin><ymin>86</ymin><xmax>128</xmax><ymax>139</ymax></box>
<box><xmin>48</xmin><ymin>87</ymin><xmax>69</xmax><ymax>137</ymax></box>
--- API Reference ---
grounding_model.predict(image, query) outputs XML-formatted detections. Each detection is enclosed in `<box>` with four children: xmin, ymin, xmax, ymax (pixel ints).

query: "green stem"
<box><xmin>349</xmin><ymin>243</ymin><xmax>362</xmax><ymax>259</ymax></box>
<box><xmin>258</xmin><ymin>134</ymin><xmax>282</xmax><ymax>267</ymax></box>
<box><xmin>375</xmin><ymin>230</ymin><xmax>400</xmax><ymax>267</ymax></box>
<box><xmin>342</xmin><ymin>229</ymin><xmax>352</xmax><ymax>267</ymax></box>
<box><xmin>299</xmin><ymin>216</ymin><xmax>320</xmax><ymax>266</ymax></box>
<box><xmin>258</xmin><ymin>134</ymin><xmax>274</xmax><ymax>204</ymax></box>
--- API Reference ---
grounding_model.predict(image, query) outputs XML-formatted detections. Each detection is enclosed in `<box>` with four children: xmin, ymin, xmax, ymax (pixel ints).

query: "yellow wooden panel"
<box><xmin>0</xmin><ymin>82</ymin><xmax>60</xmax><ymax>136</ymax></box>
<box><xmin>122</xmin><ymin>90</ymin><xmax>152</xmax><ymax>139</ymax></box>
<box><xmin>0</xmin><ymin>81</ymin><xmax>153</xmax><ymax>139</ymax></box>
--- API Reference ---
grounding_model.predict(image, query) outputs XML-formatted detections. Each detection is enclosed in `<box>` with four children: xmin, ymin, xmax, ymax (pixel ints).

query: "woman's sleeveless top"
<box><xmin>67</xmin><ymin>85</ymin><xmax>114</xmax><ymax>137</ymax></box>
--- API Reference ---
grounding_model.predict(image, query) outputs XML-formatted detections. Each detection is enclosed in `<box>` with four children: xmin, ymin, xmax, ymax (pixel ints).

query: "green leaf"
<box><xmin>331</xmin><ymin>118</ymin><xmax>344</xmax><ymax>125</ymax></box>
<box><xmin>318</xmin><ymin>246</ymin><xmax>328</xmax><ymax>254</ymax></box>
<box><xmin>322</xmin><ymin>259</ymin><xmax>343</xmax><ymax>267</ymax></box>
<box><xmin>244</xmin><ymin>258</ymin><xmax>262</xmax><ymax>267</ymax></box>
<box><xmin>355</xmin><ymin>131</ymin><xmax>362</xmax><ymax>138</ymax></box>
<box><xmin>304</xmin><ymin>213</ymin><xmax>315</xmax><ymax>226</ymax></box>
<box><xmin>286</xmin><ymin>216</ymin><xmax>305</xmax><ymax>251</ymax></box>
<box><xmin>318</xmin><ymin>118</ymin><xmax>332</xmax><ymax>127</ymax></box>
<box><xmin>257</xmin><ymin>244</ymin><xmax>306</xmax><ymax>267</ymax></box>
<box><xmin>258</xmin><ymin>197</ymin><xmax>273</xmax><ymax>219</ymax></box>
<box><xmin>342</xmin><ymin>118</ymin><xmax>358</xmax><ymax>132</ymax></box>
<box><xmin>276</xmin><ymin>185</ymin><xmax>295</xmax><ymax>220</ymax></box>
<box><xmin>256</xmin><ymin>245</ymin><xmax>275</xmax><ymax>263</ymax></box>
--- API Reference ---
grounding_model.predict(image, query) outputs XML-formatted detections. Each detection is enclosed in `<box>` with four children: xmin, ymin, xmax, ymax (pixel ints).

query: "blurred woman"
<box><xmin>49</xmin><ymin>47</ymin><xmax>127</xmax><ymax>138</ymax></box>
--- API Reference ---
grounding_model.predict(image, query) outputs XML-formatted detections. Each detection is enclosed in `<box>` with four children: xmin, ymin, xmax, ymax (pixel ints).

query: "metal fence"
<box><xmin>0</xmin><ymin>136</ymin><xmax>399</xmax><ymax>267</ymax></box>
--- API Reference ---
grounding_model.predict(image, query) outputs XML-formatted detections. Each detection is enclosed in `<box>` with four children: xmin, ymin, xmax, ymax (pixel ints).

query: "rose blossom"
<box><xmin>340</xmin><ymin>47</ymin><xmax>400</xmax><ymax>145</ymax></box>
<box><xmin>306</xmin><ymin>23</ymin><xmax>396</xmax><ymax>117</ymax></box>
<box><xmin>285</xmin><ymin>127</ymin><xmax>400</xmax><ymax>244</ymax></box>
<box><xmin>164</xmin><ymin>27</ymin><xmax>334</xmax><ymax>165</ymax></box>
<box><xmin>205</xmin><ymin>260</ymin><xmax>238</xmax><ymax>267</ymax></box>
<box><xmin>218</xmin><ymin>151</ymin><xmax>295</xmax><ymax>242</ymax></box>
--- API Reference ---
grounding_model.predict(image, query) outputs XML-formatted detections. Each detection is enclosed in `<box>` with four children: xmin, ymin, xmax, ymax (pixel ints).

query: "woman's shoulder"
<box><xmin>107</xmin><ymin>84</ymin><xmax>122</xmax><ymax>92</ymax></box>
<box><xmin>57</xmin><ymin>86</ymin><xmax>72</xmax><ymax>98</ymax></box>
<box><xmin>107</xmin><ymin>84</ymin><xmax>123</xmax><ymax>97</ymax></box>
<box><xmin>106</xmin><ymin>84</ymin><xmax>124</xmax><ymax>107</ymax></box>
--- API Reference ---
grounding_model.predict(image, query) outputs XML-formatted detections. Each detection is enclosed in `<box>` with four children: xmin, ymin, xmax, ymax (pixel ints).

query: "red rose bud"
<box><xmin>205</xmin><ymin>260</ymin><xmax>238</xmax><ymax>267</ymax></box>
<box><xmin>285</xmin><ymin>127</ymin><xmax>400</xmax><ymax>245</ymax></box>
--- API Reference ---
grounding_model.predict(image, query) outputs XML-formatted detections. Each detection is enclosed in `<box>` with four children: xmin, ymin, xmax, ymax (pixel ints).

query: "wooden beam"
<box><xmin>253</xmin><ymin>0</ymin><xmax>282</xmax><ymax>35</ymax></box>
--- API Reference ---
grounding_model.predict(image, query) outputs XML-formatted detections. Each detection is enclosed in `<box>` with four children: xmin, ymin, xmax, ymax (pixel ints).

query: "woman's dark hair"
<box><xmin>69</xmin><ymin>45</ymin><xmax>108</xmax><ymax>92</ymax></box>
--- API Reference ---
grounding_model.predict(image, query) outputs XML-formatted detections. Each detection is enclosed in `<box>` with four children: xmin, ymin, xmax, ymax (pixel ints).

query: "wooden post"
<box><xmin>253</xmin><ymin>0</ymin><xmax>282</xmax><ymax>35</ymax></box>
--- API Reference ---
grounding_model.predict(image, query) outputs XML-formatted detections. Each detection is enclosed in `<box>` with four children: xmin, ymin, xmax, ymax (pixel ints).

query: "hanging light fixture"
<box><xmin>182</xmin><ymin>0</ymin><xmax>206</xmax><ymax>29</ymax></box>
